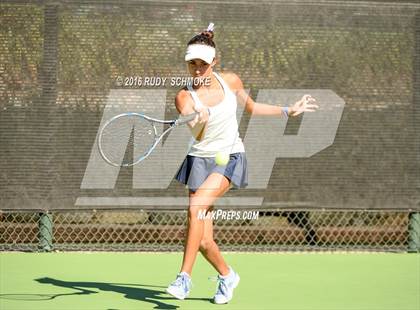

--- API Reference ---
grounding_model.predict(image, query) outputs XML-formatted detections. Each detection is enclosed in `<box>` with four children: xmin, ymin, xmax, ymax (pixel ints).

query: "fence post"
<box><xmin>408</xmin><ymin>212</ymin><xmax>420</xmax><ymax>252</ymax></box>
<box><xmin>39</xmin><ymin>212</ymin><xmax>53</xmax><ymax>252</ymax></box>
<box><xmin>411</xmin><ymin>12</ymin><xmax>420</xmax><ymax>252</ymax></box>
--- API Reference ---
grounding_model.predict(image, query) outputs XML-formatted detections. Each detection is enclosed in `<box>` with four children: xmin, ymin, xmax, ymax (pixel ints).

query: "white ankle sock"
<box><xmin>180</xmin><ymin>271</ymin><xmax>191</xmax><ymax>278</ymax></box>
<box><xmin>220</xmin><ymin>267</ymin><xmax>233</xmax><ymax>279</ymax></box>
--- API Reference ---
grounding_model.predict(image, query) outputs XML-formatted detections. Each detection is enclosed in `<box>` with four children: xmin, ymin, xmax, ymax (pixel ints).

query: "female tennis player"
<box><xmin>166</xmin><ymin>23</ymin><xmax>318</xmax><ymax>304</ymax></box>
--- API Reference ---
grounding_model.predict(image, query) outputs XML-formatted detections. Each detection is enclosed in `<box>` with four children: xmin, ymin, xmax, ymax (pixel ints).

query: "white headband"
<box><xmin>185</xmin><ymin>23</ymin><xmax>216</xmax><ymax>64</ymax></box>
<box><xmin>185</xmin><ymin>44</ymin><xmax>216</xmax><ymax>64</ymax></box>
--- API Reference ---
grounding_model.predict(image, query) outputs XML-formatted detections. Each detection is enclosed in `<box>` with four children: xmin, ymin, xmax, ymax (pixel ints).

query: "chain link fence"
<box><xmin>1</xmin><ymin>1</ymin><xmax>419</xmax><ymax>254</ymax></box>
<box><xmin>1</xmin><ymin>209</ymin><xmax>418</xmax><ymax>252</ymax></box>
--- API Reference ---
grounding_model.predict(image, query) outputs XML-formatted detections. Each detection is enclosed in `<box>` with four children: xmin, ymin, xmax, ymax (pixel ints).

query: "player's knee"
<box><xmin>199</xmin><ymin>238</ymin><xmax>215</xmax><ymax>253</ymax></box>
<box><xmin>188</xmin><ymin>205</ymin><xmax>207</xmax><ymax>220</ymax></box>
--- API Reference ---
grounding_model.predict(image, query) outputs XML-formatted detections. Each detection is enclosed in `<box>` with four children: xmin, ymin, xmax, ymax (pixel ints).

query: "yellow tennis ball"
<box><xmin>215</xmin><ymin>152</ymin><xmax>230</xmax><ymax>166</ymax></box>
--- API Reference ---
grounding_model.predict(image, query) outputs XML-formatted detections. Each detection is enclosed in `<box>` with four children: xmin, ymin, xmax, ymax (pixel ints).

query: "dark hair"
<box><xmin>187</xmin><ymin>30</ymin><xmax>216</xmax><ymax>48</ymax></box>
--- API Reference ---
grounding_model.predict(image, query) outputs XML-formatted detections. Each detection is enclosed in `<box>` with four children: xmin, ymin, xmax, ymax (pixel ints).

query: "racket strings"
<box><xmin>100</xmin><ymin>115</ymin><xmax>157</xmax><ymax>166</ymax></box>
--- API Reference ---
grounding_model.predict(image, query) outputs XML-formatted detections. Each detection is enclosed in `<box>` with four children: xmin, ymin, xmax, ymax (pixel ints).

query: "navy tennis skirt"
<box><xmin>174</xmin><ymin>152</ymin><xmax>248</xmax><ymax>192</ymax></box>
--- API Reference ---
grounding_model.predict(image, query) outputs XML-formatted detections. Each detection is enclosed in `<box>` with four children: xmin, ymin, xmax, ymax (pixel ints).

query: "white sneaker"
<box><xmin>166</xmin><ymin>272</ymin><xmax>192</xmax><ymax>300</ymax></box>
<box><xmin>213</xmin><ymin>267</ymin><xmax>240</xmax><ymax>304</ymax></box>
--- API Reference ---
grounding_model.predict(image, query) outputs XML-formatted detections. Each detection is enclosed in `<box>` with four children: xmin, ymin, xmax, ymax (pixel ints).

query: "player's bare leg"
<box><xmin>198</xmin><ymin>206</ymin><xmax>230</xmax><ymax>276</ymax></box>
<box><xmin>166</xmin><ymin>173</ymin><xmax>230</xmax><ymax>300</ymax></box>
<box><xmin>180</xmin><ymin>173</ymin><xmax>230</xmax><ymax>275</ymax></box>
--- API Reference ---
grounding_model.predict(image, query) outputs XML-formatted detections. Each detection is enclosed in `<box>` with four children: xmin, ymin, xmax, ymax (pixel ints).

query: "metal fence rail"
<box><xmin>1</xmin><ymin>209</ymin><xmax>418</xmax><ymax>252</ymax></box>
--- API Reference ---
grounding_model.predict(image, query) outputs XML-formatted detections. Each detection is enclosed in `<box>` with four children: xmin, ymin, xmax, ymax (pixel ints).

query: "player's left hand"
<box><xmin>289</xmin><ymin>94</ymin><xmax>319</xmax><ymax>117</ymax></box>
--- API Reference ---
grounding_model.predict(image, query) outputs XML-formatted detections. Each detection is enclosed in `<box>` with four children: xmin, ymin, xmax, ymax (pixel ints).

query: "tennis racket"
<box><xmin>98</xmin><ymin>111</ymin><xmax>202</xmax><ymax>167</ymax></box>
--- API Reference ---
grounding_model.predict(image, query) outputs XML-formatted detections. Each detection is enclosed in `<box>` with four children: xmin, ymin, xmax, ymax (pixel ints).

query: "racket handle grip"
<box><xmin>176</xmin><ymin>109</ymin><xmax>210</xmax><ymax>125</ymax></box>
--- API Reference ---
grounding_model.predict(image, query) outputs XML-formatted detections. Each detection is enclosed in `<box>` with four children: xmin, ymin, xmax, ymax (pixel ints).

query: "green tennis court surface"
<box><xmin>1</xmin><ymin>252</ymin><xmax>419</xmax><ymax>310</ymax></box>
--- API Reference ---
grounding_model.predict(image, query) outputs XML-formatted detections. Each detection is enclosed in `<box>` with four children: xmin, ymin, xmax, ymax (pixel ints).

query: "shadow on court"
<box><xmin>0</xmin><ymin>277</ymin><xmax>212</xmax><ymax>309</ymax></box>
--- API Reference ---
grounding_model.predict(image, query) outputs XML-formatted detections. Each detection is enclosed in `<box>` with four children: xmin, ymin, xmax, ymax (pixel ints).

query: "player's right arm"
<box><xmin>175</xmin><ymin>89</ymin><xmax>207</xmax><ymax>141</ymax></box>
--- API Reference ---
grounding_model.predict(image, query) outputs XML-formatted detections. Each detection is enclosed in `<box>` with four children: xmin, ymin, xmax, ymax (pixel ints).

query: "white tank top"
<box><xmin>186</xmin><ymin>72</ymin><xmax>245</xmax><ymax>157</ymax></box>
